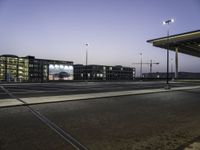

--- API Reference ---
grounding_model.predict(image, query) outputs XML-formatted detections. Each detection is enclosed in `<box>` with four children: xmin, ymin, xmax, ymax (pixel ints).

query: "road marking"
<box><xmin>0</xmin><ymin>86</ymin><xmax>88</xmax><ymax>150</ymax></box>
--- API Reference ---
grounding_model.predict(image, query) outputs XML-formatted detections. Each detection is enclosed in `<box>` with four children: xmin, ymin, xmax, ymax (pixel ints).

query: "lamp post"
<box><xmin>85</xmin><ymin>43</ymin><xmax>88</xmax><ymax>66</ymax></box>
<box><xmin>85</xmin><ymin>43</ymin><xmax>89</xmax><ymax>80</ymax></box>
<box><xmin>163</xmin><ymin>19</ymin><xmax>174</xmax><ymax>89</ymax></box>
<box><xmin>140</xmin><ymin>53</ymin><xmax>142</xmax><ymax>78</ymax></box>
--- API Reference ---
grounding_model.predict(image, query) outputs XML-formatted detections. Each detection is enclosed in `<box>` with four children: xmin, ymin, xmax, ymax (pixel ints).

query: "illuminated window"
<box><xmin>55</xmin><ymin>65</ymin><xmax>59</xmax><ymax>68</ymax></box>
<box><xmin>69</xmin><ymin>66</ymin><xmax>73</xmax><ymax>70</ymax></box>
<box><xmin>60</xmin><ymin>65</ymin><xmax>64</xmax><ymax>69</ymax></box>
<box><xmin>49</xmin><ymin>64</ymin><xmax>54</xmax><ymax>69</ymax></box>
<box><xmin>64</xmin><ymin>65</ymin><xmax>69</xmax><ymax>69</ymax></box>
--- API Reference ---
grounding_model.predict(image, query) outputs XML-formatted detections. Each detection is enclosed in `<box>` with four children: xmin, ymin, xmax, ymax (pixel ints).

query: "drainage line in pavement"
<box><xmin>0</xmin><ymin>86</ymin><xmax>88</xmax><ymax>150</ymax></box>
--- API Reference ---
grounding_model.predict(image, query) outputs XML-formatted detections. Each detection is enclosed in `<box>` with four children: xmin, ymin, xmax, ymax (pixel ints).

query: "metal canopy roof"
<box><xmin>147</xmin><ymin>30</ymin><xmax>200</xmax><ymax>57</ymax></box>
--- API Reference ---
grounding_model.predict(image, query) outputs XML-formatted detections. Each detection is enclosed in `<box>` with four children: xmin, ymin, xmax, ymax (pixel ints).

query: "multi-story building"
<box><xmin>0</xmin><ymin>54</ymin><xmax>135</xmax><ymax>82</ymax></box>
<box><xmin>142</xmin><ymin>72</ymin><xmax>200</xmax><ymax>79</ymax></box>
<box><xmin>0</xmin><ymin>55</ymin><xmax>29</xmax><ymax>82</ymax></box>
<box><xmin>0</xmin><ymin>54</ymin><xmax>73</xmax><ymax>82</ymax></box>
<box><xmin>74</xmin><ymin>64</ymin><xmax>135</xmax><ymax>80</ymax></box>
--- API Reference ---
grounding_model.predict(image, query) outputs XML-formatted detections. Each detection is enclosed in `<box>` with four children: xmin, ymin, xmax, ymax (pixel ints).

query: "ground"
<box><xmin>0</xmin><ymin>81</ymin><xmax>200</xmax><ymax>150</ymax></box>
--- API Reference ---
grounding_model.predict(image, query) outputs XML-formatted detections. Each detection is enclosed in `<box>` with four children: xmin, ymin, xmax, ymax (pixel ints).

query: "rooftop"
<box><xmin>147</xmin><ymin>30</ymin><xmax>200</xmax><ymax>57</ymax></box>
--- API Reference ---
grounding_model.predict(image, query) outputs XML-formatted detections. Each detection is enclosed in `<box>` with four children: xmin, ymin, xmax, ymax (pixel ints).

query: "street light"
<box><xmin>85</xmin><ymin>43</ymin><xmax>89</xmax><ymax>80</ymax></box>
<box><xmin>162</xmin><ymin>19</ymin><xmax>174</xmax><ymax>25</ymax></box>
<box><xmin>140</xmin><ymin>53</ymin><xmax>142</xmax><ymax>78</ymax></box>
<box><xmin>163</xmin><ymin>19</ymin><xmax>174</xmax><ymax>89</ymax></box>
<box><xmin>85</xmin><ymin>43</ymin><xmax>88</xmax><ymax>66</ymax></box>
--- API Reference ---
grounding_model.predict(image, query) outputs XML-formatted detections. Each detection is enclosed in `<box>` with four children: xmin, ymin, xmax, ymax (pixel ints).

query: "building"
<box><xmin>0</xmin><ymin>54</ymin><xmax>135</xmax><ymax>82</ymax></box>
<box><xmin>142</xmin><ymin>72</ymin><xmax>200</xmax><ymax>79</ymax></box>
<box><xmin>142</xmin><ymin>72</ymin><xmax>175</xmax><ymax>79</ymax></box>
<box><xmin>74</xmin><ymin>64</ymin><xmax>135</xmax><ymax>80</ymax></box>
<box><xmin>0</xmin><ymin>54</ymin><xmax>73</xmax><ymax>82</ymax></box>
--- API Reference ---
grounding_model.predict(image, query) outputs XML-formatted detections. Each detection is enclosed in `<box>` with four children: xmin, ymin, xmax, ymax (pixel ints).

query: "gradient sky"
<box><xmin>0</xmin><ymin>0</ymin><xmax>200</xmax><ymax>75</ymax></box>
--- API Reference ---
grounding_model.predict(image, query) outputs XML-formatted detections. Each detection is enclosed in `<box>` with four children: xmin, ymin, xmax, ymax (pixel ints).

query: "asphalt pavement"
<box><xmin>0</xmin><ymin>81</ymin><xmax>200</xmax><ymax>150</ymax></box>
<box><xmin>0</xmin><ymin>81</ymin><xmax>199</xmax><ymax>99</ymax></box>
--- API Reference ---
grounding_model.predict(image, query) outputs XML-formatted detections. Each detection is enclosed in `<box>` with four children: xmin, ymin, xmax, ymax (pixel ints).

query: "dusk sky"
<box><xmin>0</xmin><ymin>0</ymin><xmax>200</xmax><ymax>75</ymax></box>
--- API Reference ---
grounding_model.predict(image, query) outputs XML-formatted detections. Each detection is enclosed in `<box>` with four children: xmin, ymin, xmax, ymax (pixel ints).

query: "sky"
<box><xmin>0</xmin><ymin>0</ymin><xmax>200</xmax><ymax>76</ymax></box>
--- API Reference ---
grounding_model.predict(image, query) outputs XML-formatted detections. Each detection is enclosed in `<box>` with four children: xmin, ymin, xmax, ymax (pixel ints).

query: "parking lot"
<box><xmin>0</xmin><ymin>81</ymin><xmax>199</xmax><ymax>99</ymax></box>
<box><xmin>0</xmin><ymin>81</ymin><xmax>200</xmax><ymax>150</ymax></box>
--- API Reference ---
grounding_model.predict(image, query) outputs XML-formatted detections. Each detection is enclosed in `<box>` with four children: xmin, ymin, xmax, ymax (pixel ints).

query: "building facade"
<box><xmin>142</xmin><ymin>72</ymin><xmax>200</xmax><ymax>79</ymax></box>
<box><xmin>74</xmin><ymin>64</ymin><xmax>135</xmax><ymax>80</ymax></box>
<box><xmin>0</xmin><ymin>54</ymin><xmax>135</xmax><ymax>82</ymax></box>
<box><xmin>0</xmin><ymin>55</ymin><xmax>73</xmax><ymax>82</ymax></box>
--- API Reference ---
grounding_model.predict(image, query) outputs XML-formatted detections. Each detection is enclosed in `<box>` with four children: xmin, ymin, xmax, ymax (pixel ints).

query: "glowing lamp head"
<box><xmin>163</xmin><ymin>21</ymin><xmax>166</xmax><ymax>25</ymax></box>
<box><xmin>163</xmin><ymin>19</ymin><xmax>175</xmax><ymax>25</ymax></box>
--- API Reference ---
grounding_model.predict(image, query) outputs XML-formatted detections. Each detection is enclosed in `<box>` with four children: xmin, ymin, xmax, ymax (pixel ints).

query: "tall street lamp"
<box><xmin>140</xmin><ymin>53</ymin><xmax>142</xmax><ymax>78</ymax></box>
<box><xmin>85</xmin><ymin>43</ymin><xmax>88</xmax><ymax>66</ymax></box>
<box><xmin>163</xmin><ymin>19</ymin><xmax>174</xmax><ymax>89</ymax></box>
<box><xmin>85</xmin><ymin>43</ymin><xmax>89</xmax><ymax>80</ymax></box>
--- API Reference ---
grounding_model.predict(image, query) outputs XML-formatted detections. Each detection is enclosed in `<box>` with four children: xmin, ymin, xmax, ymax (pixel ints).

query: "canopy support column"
<box><xmin>175</xmin><ymin>47</ymin><xmax>179</xmax><ymax>79</ymax></box>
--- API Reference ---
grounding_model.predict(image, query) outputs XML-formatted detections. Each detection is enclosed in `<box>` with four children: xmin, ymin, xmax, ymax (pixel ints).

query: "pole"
<box><xmin>167</xmin><ymin>27</ymin><xmax>169</xmax><ymax>85</ymax></box>
<box><xmin>150</xmin><ymin>60</ymin><xmax>152</xmax><ymax>73</ymax></box>
<box><xmin>175</xmin><ymin>47</ymin><xmax>179</xmax><ymax>79</ymax></box>
<box><xmin>163</xmin><ymin>19</ymin><xmax>174</xmax><ymax>89</ymax></box>
<box><xmin>85</xmin><ymin>43</ymin><xmax>88</xmax><ymax>80</ymax></box>
<box><xmin>140</xmin><ymin>53</ymin><xmax>142</xmax><ymax>78</ymax></box>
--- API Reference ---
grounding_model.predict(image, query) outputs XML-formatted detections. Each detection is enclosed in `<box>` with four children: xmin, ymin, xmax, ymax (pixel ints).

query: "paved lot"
<box><xmin>0</xmin><ymin>81</ymin><xmax>200</xmax><ymax>150</ymax></box>
<box><xmin>0</xmin><ymin>106</ymin><xmax>75</xmax><ymax>150</ymax></box>
<box><xmin>0</xmin><ymin>81</ymin><xmax>199</xmax><ymax>99</ymax></box>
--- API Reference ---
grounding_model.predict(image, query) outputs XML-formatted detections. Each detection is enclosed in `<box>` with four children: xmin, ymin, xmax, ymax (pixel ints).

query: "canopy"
<box><xmin>147</xmin><ymin>30</ymin><xmax>200</xmax><ymax>57</ymax></box>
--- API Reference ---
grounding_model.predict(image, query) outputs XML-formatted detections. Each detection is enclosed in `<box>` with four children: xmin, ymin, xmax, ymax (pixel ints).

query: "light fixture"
<box><xmin>64</xmin><ymin>65</ymin><xmax>69</xmax><ymax>69</ymax></box>
<box><xmin>60</xmin><ymin>65</ymin><xmax>64</xmax><ymax>69</ymax></box>
<box><xmin>163</xmin><ymin>19</ymin><xmax>175</xmax><ymax>25</ymax></box>
<box><xmin>163</xmin><ymin>21</ymin><xmax>166</xmax><ymax>25</ymax></box>
<box><xmin>55</xmin><ymin>64</ymin><xmax>59</xmax><ymax>68</ymax></box>
<box><xmin>49</xmin><ymin>64</ymin><xmax>54</xmax><ymax>69</ymax></box>
<box><xmin>69</xmin><ymin>66</ymin><xmax>73</xmax><ymax>70</ymax></box>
